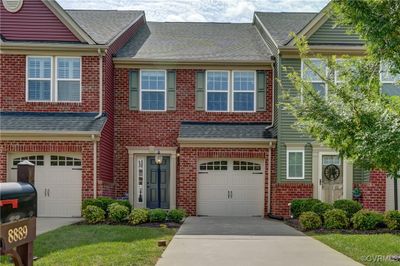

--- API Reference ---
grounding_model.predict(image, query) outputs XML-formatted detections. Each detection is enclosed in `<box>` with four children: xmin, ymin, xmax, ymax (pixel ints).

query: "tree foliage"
<box><xmin>283</xmin><ymin>0</ymin><xmax>400</xmax><ymax>180</ymax></box>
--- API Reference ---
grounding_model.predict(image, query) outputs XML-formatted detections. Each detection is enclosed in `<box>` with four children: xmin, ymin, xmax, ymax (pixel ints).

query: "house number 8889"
<box><xmin>8</xmin><ymin>225</ymin><xmax>28</xmax><ymax>243</ymax></box>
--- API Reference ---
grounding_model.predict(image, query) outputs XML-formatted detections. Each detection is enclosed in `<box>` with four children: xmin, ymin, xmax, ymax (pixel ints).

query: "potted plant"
<box><xmin>353</xmin><ymin>187</ymin><xmax>362</xmax><ymax>199</ymax></box>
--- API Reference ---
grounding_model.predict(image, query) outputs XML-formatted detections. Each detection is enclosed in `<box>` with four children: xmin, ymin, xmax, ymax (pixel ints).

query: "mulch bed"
<box><xmin>76</xmin><ymin>220</ymin><xmax>182</xmax><ymax>228</ymax></box>
<box><xmin>285</xmin><ymin>218</ymin><xmax>400</xmax><ymax>234</ymax></box>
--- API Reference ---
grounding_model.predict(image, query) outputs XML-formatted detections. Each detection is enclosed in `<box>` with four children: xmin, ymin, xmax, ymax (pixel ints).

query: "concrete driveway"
<box><xmin>156</xmin><ymin>217</ymin><xmax>361</xmax><ymax>266</ymax></box>
<box><xmin>36</xmin><ymin>217</ymin><xmax>82</xmax><ymax>235</ymax></box>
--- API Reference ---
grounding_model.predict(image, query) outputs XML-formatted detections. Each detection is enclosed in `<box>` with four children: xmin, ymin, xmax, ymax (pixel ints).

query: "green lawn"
<box><xmin>311</xmin><ymin>233</ymin><xmax>400</xmax><ymax>266</ymax></box>
<box><xmin>1</xmin><ymin>225</ymin><xmax>176</xmax><ymax>266</ymax></box>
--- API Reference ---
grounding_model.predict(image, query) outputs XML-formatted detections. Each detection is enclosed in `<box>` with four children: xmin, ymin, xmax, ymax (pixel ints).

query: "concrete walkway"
<box><xmin>157</xmin><ymin>217</ymin><xmax>361</xmax><ymax>266</ymax></box>
<box><xmin>36</xmin><ymin>217</ymin><xmax>82</xmax><ymax>235</ymax></box>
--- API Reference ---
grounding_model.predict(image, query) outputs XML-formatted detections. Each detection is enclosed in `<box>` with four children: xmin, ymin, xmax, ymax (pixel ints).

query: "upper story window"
<box><xmin>27</xmin><ymin>56</ymin><xmax>52</xmax><ymax>101</ymax></box>
<box><xmin>205</xmin><ymin>70</ymin><xmax>257</xmax><ymax>112</ymax></box>
<box><xmin>302</xmin><ymin>59</ymin><xmax>328</xmax><ymax>98</ymax></box>
<box><xmin>233</xmin><ymin>71</ymin><xmax>256</xmax><ymax>112</ymax></box>
<box><xmin>57</xmin><ymin>57</ymin><xmax>81</xmax><ymax>102</ymax></box>
<box><xmin>140</xmin><ymin>70</ymin><xmax>166</xmax><ymax>111</ymax></box>
<box><xmin>206</xmin><ymin>71</ymin><xmax>229</xmax><ymax>111</ymax></box>
<box><xmin>27</xmin><ymin>56</ymin><xmax>81</xmax><ymax>102</ymax></box>
<box><xmin>287</xmin><ymin>149</ymin><xmax>304</xmax><ymax>179</ymax></box>
<box><xmin>380</xmin><ymin>62</ymin><xmax>400</xmax><ymax>96</ymax></box>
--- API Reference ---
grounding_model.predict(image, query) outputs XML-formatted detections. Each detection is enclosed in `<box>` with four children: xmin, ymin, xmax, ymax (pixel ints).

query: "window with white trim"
<box><xmin>56</xmin><ymin>57</ymin><xmax>81</xmax><ymax>102</ymax></box>
<box><xmin>233</xmin><ymin>71</ymin><xmax>256</xmax><ymax>111</ymax></box>
<box><xmin>206</xmin><ymin>71</ymin><xmax>229</xmax><ymax>111</ymax></box>
<box><xmin>26</xmin><ymin>56</ymin><xmax>81</xmax><ymax>102</ymax></box>
<box><xmin>140</xmin><ymin>70</ymin><xmax>166</xmax><ymax>111</ymax></box>
<box><xmin>27</xmin><ymin>56</ymin><xmax>52</xmax><ymax>101</ymax></box>
<box><xmin>302</xmin><ymin>59</ymin><xmax>328</xmax><ymax>97</ymax></box>
<box><xmin>287</xmin><ymin>149</ymin><xmax>304</xmax><ymax>179</ymax></box>
<box><xmin>380</xmin><ymin>62</ymin><xmax>400</xmax><ymax>96</ymax></box>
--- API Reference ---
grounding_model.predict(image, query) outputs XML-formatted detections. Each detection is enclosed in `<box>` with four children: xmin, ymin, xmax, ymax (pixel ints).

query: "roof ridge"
<box><xmin>147</xmin><ymin>21</ymin><xmax>252</xmax><ymax>25</ymax></box>
<box><xmin>65</xmin><ymin>9</ymin><xmax>144</xmax><ymax>12</ymax></box>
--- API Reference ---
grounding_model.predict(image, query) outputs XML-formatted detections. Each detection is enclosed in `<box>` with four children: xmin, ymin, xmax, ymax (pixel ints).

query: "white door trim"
<box><xmin>127</xmin><ymin>146</ymin><xmax>177</xmax><ymax>210</ymax></box>
<box><xmin>318</xmin><ymin>151</ymin><xmax>349</xmax><ymax>202</ymax></box>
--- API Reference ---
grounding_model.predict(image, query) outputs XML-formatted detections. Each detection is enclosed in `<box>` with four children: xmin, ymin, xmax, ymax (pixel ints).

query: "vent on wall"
<box><xmin>2</xmin><ymin>0</ymin><xmax>23</xmax><ymax>13</ymax></box>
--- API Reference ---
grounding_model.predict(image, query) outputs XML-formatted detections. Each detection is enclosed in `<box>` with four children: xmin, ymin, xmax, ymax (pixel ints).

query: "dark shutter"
<box><xmin>256</xmin><ymin>70</ymin><xmax>266</xmax><ymax>111</ymax></box>
<box><xmin>167</xmin><ymin>70</ymin><xmax>176</xmax><ymax>110</ymax></box>
<box><xmin>129</xmin><ymin>70</ymin><xmax>139</xmax><ymax>110</ymax></box>
<box><xmin>195</xmin><ymin>71</ymin><xmax>206</xmax><ymax>111</ymax></box>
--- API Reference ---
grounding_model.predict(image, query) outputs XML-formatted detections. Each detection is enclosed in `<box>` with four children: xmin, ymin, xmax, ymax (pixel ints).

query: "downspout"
<box><xmin>91</xmin><ymin>134</ymin><xmax>98</xmax><ymax>198</ymax></box>
<box><xmin>95</xmin><ymin>48</ymin><xmax>103</xmax><ymax>119</ymax></box>
<box><xmin>266</xmin><ymin>61</ymin><xmax>275</xmax><ymax>215</ymax></box>
<box><xmin>267</xmin><ymin>142</ymin><xmax>272</xmax><ymax>214</ymax></box>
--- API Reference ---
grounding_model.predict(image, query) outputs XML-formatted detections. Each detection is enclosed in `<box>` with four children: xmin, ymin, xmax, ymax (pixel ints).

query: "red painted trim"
<box><xmin>0</xmin><ymin>199</ymin><xmax>19</xmax><ymax>209</ymax></box>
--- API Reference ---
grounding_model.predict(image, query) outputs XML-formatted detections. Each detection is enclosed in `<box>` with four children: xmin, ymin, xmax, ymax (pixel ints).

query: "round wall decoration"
<box><xmin>2</xmin><ymin>0</ymin><xmax>24</xmax><ymax>13</ymax></box>
<box><xmin>324</xmin><ymin>164</ymin><xmax>340</xmax><ymax>181</ymax></box>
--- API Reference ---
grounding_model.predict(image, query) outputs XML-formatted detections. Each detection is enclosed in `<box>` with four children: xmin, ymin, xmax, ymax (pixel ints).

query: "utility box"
<box><xmin>17</xmin><ymin>160</ymin><xmax>35</xmax><ymax>184</ymax></box>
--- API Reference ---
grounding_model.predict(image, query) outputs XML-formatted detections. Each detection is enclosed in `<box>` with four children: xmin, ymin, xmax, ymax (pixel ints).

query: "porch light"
<box><xmin>155</xmin><ymin>151</ymin><xmax>163</xmax><ymax>165</ymax></box>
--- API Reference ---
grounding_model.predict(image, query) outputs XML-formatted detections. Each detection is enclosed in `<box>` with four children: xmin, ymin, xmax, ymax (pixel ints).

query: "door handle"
<box><xmin>228</xmin><ymin>190</ymin><xmax>230</xmax><ymax>199</ymax></box>
<box><xmin>44</xmin><ymin>189</ymin><xmax>47</xmax><ymax>197</ymax></box>
<box><xmin>48</xmin><ymin>188</ymin><xmax>50</xmax><ymax>197</ymax></box>
<box><xmin>230</xmin><ymin>191</ymin><xmax>233</xmax><ymax>199</ymax></box>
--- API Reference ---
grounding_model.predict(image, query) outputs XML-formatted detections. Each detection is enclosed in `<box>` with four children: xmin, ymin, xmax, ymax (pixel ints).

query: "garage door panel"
<box><xmin>8</xmin><ymin>154</ymin><xmax>82</xmax><ymax>218</ymax></box>
<box><xmin>198</xmin><ymin>159</ymin><xmax>264</xmax><ymax>217</ymax></box>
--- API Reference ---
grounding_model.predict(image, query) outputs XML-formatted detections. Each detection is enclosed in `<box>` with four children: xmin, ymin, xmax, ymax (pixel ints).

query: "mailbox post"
<box><xmin>0</xmin><ymin>161</ymin><xmax>37</xmax><ymax>266</ymax></box>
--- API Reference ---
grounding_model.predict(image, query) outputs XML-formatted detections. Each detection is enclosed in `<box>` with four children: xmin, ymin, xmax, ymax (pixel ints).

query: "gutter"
<box><xmin>91</xmin><ymin>134</ymin><xmax>98</xmax><ymax>199</ymax></box>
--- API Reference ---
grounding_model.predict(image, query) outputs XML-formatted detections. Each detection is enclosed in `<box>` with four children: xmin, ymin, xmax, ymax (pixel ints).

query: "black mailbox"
<box><xmin>0</xmin><ymin>182</ymin><xmax>37</xmax><ymax>224</ymax></box>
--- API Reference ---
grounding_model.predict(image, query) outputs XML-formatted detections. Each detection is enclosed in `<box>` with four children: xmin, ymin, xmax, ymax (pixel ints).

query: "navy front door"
<box><xmin>146</xmin><ymin>156</ymin><xmax>170</xmax><ymax>209</ymax></box>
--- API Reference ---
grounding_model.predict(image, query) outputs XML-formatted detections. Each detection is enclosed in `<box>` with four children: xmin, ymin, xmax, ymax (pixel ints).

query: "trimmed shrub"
<box><xmin>149</xmin><ymin>209</ymin><xmax>167</xmax><ymax>222</ymax></box>
<box><xmin>129</xmin><ymin>208</ymin><xmax>149</xmax><ymax>225</ymax></box>
<box><xmin>291</xmin><ymin>198</ymin><xmax>321</xmax><ymax>218</ymax></box>
<box><xmin>384</xmin><ymin>210</ymin><xmax>400</xmax><ymax>230</ymax></box>
<box><xmin>323</xmin><ymin>209</ymin><xmax>349</xmax><ymax>229</ymax></box>
<box><xmin>333</xmin><ymin>199</ymin><xmax>362</xmax><ymax>218</ymax></box>
<box><xmin>83</xmin><ymin>205</ymin><xmax>105</xmax><ymax>224</ymax></box>
<box><xmin>167</xmin><ymin>209</ymin><xmax>187</xmax><ymax>223</ymax></box>
<box><xmin>299</xmin><ymin>211</ymin><xmax>322</xmax><ymax>231</ymax></box>
<box><xmin>351</xmin><ymin>210</ymin><xmax>384</xmax><ymax>230</ymax></box>
<box><xmin>82</xmin><ymin>198</ymin><xmax>99</xmax><ymax>211</ymax></box>
<box><xmin>115</xmin><ymin>200</ymin><xmax>132</xmax><ymax>212</ymax></box>
<box><xmin>312</xmin><ymin>202</ymin><xmax>333</xmax><ymax>219</ymax></box>
<box><xmin>82</xmin><ymin>197</ymin><xmax>115</xmax><ymax>213</ymax></box>
<box><xmin>108</xmin><ymin>203</ymin><xmax>130</xmax><ymax>223</ymax></box>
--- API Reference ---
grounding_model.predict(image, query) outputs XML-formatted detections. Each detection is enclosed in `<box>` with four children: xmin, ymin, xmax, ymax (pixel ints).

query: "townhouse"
<box><xmin>1</xmin><ymin>0</ymin><xmax>397</xmax><ymax>218</ymax></box>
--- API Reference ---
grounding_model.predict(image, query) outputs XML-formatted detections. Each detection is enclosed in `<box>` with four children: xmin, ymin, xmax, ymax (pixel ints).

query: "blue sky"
<box><xmin>58</xmin><ymin>0</ymin><xmax>329</xmax><ymax>22</ymax></box>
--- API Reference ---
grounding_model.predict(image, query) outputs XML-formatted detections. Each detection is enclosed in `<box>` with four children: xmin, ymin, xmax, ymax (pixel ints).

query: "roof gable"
<box><xmin>66</xmin><ymin>10</ymin><xmax>144</xmax><ymax>45</ymax></box>
<box><xmin>0</xmin><ymin>0</ymin><xmax>85</xmax><ymax>42</ymax></box>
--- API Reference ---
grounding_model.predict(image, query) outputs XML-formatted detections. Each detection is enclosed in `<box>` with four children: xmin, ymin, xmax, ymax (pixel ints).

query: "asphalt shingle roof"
<box><xmin>179</xmin><ymin>121</ymin><xmax>275</xmax><ymax>139</ymax></box>
<box><xmin>255</xmin><ymin>12</ymin><xmax>317</xmax><ymax>46</ymax></box>
<box><xmin>116</xmin><ymin>22</ymin><xmax>273</xmax><ymax>62</ymax></box>
<box><xmin>0</xmin><ymin>112</ymin><xmax>107</xmax><ymax>133</ymax></box>
<box><xmin>66</xmin><ymin>10</ymin><xmax>144</xmax><ymax>44</ymax></box>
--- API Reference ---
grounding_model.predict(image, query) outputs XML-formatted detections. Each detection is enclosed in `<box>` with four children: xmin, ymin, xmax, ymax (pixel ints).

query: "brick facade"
<box><xmin>114</xmin><ymin>68</ymin><xmax>273</xmax><ymax>199</ymax></box>
<box><xmin>271</xmin><ymin>183</ymin><xmax>313</xmax><ymax>217</ymax></box>
<box><xmin>357</xmin><ymin>170</ymin><xmax>387</xmax><ymax>212</ymax></box>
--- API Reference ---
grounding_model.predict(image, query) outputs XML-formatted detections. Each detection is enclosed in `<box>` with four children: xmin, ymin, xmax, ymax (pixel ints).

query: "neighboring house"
<box><xmin>1</xmin><ymin>0</ymin><xmax>396</xmax><ymax>218</ymax></box>
<box><xmin>0</xmin><ymin>0</ymin><xmax>145</xmax><ymax>217</ymax></box>
<box><xmin>254</xmin><ymin>8</ymin><xmax>400</xmax><ymax>216</ymax></box>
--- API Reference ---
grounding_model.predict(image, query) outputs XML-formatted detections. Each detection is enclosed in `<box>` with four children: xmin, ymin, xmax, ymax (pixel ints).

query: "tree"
<box><xmin>283</xmin><ymin>0</ymin><xmax>400</xmax><ymax>209</ymax></box>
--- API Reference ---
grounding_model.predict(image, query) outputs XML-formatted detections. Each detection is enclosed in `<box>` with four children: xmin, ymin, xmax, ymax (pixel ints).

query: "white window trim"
<box><xmin>205</xmin><ymin>70</ymin><xmax>230</xmax><ymax>112</ymax></box>
<box><xmin>232</xmin><ymin>70</ymin><xmax>256</xmax><ymax>113</ymax></box>
<box><xmin>334</xmin><ymin>58</ymin><xmax>345</xmax><ymax>85</ymax></box>
<box><xmin>26</xmin><ymin>56</ymin><xmax>82</xmax><ymax>103</ymax></box>
<box><xmin>301</xmin><ymin>59</ymin><xmax>328</xmax><ymax>99</ymax></box>
<box><xmin>139</xmin><ymin>69</ymin><xmax>167</xmax><ymax>112</ymax></box>
<box><xmin>55</xmin><ymin>56</ymin><xmax>82</xmax><ymax>103</ymax></box>
<box><xmin>26</xmin><ymin>56</ymin><xmax>53</xmax><ymax>102</ymax></box>
<box><xmin>286</xmin><ymin>149</ymin><xmax>305</xmax><ymax>180</ymax></box>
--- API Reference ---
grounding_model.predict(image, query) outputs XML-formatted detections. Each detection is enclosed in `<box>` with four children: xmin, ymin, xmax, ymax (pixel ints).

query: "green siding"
<box><xmin>308</xmin><ymin>18</ymin><xmax>363</xmax><ymax>45</ymax></box>
<box><xmin>276</xmin><ymin>57</ymin><xmax>313</xmax><ymax>182</ymax></box>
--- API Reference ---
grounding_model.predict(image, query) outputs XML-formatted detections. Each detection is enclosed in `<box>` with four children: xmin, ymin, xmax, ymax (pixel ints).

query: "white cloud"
<box><xmin>58</xmin><ymin>0</ymin><xmax>329</xmax><ymax>22</ymax></box>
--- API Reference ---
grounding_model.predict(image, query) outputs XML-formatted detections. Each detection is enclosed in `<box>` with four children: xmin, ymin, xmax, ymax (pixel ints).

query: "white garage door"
<box><xmin>8</xmin><ymin>154</ymin><xmax>82</xmax><ymax>217</ymax></box>
<box><xmin>197</xmin><ymin>159</ymin><xmax>264</xmax><ymax>216</ymax></box>
<box><xmin>386</xmin><ymin>177</ymin><xmax>400</xmax><ymax>210</ymax></box>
